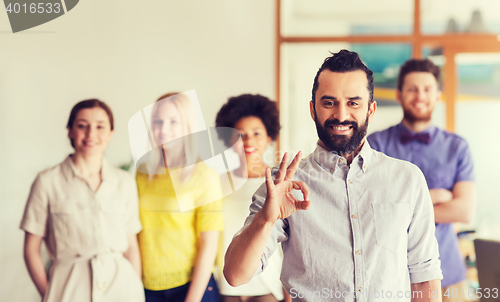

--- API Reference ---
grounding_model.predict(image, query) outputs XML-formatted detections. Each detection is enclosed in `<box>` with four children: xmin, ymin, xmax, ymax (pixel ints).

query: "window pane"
<box><xmin>454</xmin><ymin>53</ymin><xmax>500</xmax><ymax>236</ymax></box>
<box><xmin>421</xmin><ymin>0</ymin><xmax>500</xmax><ymax>35</ymax></box>
<box><xmin>281</xmin><ymin>0</ymin><xmax>414</xmax><ymax>37</ymax></box>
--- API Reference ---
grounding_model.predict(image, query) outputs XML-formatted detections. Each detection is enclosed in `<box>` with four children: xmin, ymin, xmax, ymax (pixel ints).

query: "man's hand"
<box><xmin>260</xmin><ymin>151</ymin><xmax>311</xmax><ymax>223</ymax></box>
<box><xmin>429</xmin><ymin>188</ymin><xmax>453</xmax><ymax>205</ymax></box>
<box><xmin>223</xmin><ymin>151</ymin><xmax>311</xmax><ymax>287</ymax></box>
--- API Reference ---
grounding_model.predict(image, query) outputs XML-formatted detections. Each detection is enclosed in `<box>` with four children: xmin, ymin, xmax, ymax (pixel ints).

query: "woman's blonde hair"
<box><xmin>149</xmin><ymin>92</ymin><xmax>199</xmax><ymax>181</ymax></box>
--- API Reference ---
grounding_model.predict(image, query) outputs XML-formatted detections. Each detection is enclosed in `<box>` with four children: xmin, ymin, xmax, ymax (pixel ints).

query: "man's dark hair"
<box><xmin>397</xmin><ymin>59</ymin><xmax>440</xmax><ymax>91</ymax></box>
<box><xmin>215</xmin><ymin>94</ymin><xmax>280</xmax><ymax>145</ymax></box>
<box><xmin>311</xmin><ymin>49</ymin><xmax>374</xmax><ymax>104</ymax></box>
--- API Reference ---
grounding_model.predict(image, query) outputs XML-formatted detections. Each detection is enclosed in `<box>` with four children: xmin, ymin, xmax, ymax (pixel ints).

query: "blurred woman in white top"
<box><xmin>215</xmin><ymin>94</ymin><xmax>290</xmax><ymax>302</ymax></box>
<box><xmin>21</xmin><ymin>99</ymin><xmax>144</xmax><ymax>302</ymax></box>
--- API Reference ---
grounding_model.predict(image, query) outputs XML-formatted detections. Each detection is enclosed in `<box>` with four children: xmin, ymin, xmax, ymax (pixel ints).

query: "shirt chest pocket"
<box><xmin>49</xmin><ymin>202</ymin><xmax>79</xmax><ymax>250</ymax></box>
<box><xmin>372</xmin><ymin>203</ymin><xmax>410</xmax><ymax>253</ymax></box>
<box><xmin>427</xmin><ymin>171</ymin><xmax>455</xmax><ymax>189</ymax></box>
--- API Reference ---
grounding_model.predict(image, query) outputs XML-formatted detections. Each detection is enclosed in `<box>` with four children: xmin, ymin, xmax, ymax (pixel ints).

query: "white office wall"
<box><xmin>0</xmin><ymin>1</ymin><xmax>275</xmax><ymax>300</ymax></box>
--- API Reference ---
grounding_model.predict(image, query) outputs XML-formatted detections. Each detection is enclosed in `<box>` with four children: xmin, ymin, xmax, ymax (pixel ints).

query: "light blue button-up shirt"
<box><xmin>238</xmin><ymin>141</ymin><xmax>442</xmax><ymax>302</ymax></box>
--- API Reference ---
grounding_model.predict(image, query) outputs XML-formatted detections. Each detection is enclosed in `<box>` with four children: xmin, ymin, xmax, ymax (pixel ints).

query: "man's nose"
<box><xmin>335</xmin><ymin>104</ymin><xmax>350</xmax><ymax>122</ymax></box>
<box><xmin>417</xmin><ymin>89</ymin><xmax>427</xmax><ymax>101</ymax></box>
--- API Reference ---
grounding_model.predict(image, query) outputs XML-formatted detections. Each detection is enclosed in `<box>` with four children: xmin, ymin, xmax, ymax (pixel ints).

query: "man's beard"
<box><xmin>403</xmin><ymin>107</ymin><xmax>432</xmax><ymax>123</ymax></box>
<box><xmin>314</xmin><ymin>110</ymin><xmax>369</xmax><ymax>155</ymax></box>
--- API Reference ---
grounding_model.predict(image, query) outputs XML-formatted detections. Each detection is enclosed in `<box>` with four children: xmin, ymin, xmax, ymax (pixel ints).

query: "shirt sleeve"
<box><xmin>125</xmin><ymin>174</ymin><xmax>142</xmax><ymax>235</ymax></box>
<box><xmin>20</xmin><ymin>173</ymin><xmax>49</xmax><ymax>237</ymax></box>
<box><xmin>454</xmin><ymin>139</ymin><xmax>475</xmax><ymax>183</ymax></box>
<box><xmin>233</xmin><ymin>174</ymin><xmax>289</xmax><ymax>276</ymax></box>
<box><xmin>407</xmin><ymin>167</ymin><xmax>443</xmax><ymax>283</ymax></box>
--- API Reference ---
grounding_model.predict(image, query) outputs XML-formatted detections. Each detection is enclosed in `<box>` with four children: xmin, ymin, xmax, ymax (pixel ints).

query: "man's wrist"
<box><xmin>254</xmin><ymin>210</ymin><xmax>278</xmax><ymax>230</ymax></box>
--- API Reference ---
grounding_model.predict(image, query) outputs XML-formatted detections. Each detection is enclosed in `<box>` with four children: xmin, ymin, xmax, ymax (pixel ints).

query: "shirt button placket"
<box><xmin>95</xmin><ymin>196</ymin><xmax>105</xmax><ymax>249</ymax></box>
<box><xmin>347</xmin><ymin>171</ymin><xmax>364</xmax><ymax>302</ymax></box>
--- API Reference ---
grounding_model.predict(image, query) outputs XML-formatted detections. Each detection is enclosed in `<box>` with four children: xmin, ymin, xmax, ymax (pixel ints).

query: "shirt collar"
<box><xmin>312</xmin><ymin>139</ymin><xmax>372</xmax><ymax>174</ymax></box>
<box><xmin>397</xmin><ymin>122</ymin><xmax>437</xmax><ymax>142</ymax></box>
<box><xmin>61</xmin><ymin>155</ymin><xmax>111</xmax><ymax>181</ymax></box>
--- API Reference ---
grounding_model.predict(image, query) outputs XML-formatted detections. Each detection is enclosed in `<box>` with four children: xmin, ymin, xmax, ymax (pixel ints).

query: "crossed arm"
<box><xmin>431</xmin><ymin>181</ymin><xmax>476</xmax><ymax>224</ymax></box>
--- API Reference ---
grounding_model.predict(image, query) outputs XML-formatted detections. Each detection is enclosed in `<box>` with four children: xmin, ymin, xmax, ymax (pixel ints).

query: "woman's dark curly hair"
<box><xmin>215</xmin><ymin>94</ymin><xmax>281</xmax><ymax>145</ymax></box>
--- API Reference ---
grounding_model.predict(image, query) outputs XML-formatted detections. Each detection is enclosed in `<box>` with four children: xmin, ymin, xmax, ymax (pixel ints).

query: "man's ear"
<box><xmin>436</xmin><ymin>90</ymin><xmax>442</xmax><ymax>103</ymax></box>
<box><xmin>309</xmin><ymin>101</ymin><xmax>315</xmax><ymax>121</ymax></box>
<box><xmin>396</xmin><ymin>90</ymin><xmax>403</xmax><ymax>106</ymax></box>
<box><xmin>367</xmin><ymin>101</ymin><xmax>377</xmax><ymax>123</ymax></box>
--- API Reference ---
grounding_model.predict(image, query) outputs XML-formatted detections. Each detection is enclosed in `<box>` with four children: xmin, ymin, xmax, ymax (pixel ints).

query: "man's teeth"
<box><xmin>333</xmin><ymin>126</ymin><xmax>350</xmax><ymax>130</ymax></box>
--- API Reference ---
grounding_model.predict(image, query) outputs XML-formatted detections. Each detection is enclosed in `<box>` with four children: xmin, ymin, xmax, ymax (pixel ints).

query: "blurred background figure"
<box><xmin>368</xmin><ymin>59</ymin><xmax>476</xmax><ymax>302</ymax></box>
<box><xmin>136</xmin><ymin>92</ymin><xmax>223</xmax><ymax>302</ymax></box>
<box><xmin>21</xmin><ymin>99</ymin><xmax>144</xmax><ymax>302</ymax></box>
<box><xmin>215</xmin><ymin>94</ymin><xmax>290</xmax><ymax>302</ymax></box>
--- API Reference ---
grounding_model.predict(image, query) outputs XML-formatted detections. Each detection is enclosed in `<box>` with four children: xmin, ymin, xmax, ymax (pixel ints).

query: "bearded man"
<box><xmin>223</xmin><ymin>50</ymin><xmax>443</xmax><ymax>302</ymax></box>
<box><xmin>368</xmin><ymin>59</ymin><xmax>476</xmax><ymax>302</ymax></box>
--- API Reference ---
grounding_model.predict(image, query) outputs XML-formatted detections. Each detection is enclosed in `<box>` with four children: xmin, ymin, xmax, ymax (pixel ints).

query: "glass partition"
<box><xmin>454</xmin><ymin>53</ymin><xmax>500</xmax><ymax>236</ymax></box>
<box><xmin>421</xmin><ymin>0</ymin><xmax>500</xmax><ymax>35</ymax></box>
<box><xmin>281</xmin><ymin>0</ymin><xmax>414</xmax><ymax>37</ymax></box>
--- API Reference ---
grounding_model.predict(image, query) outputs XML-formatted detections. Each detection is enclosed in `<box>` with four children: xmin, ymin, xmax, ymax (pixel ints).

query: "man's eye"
<box><xmin>324</xmin><ymin>101</ymin><xmax>334</xmax><ymax>106</ymax></box>
<box><xmin>349</xmin><ymin>102</ymin><xmax>359</xmax><ymax>106</ymax></box>
<box><xmin>77</xmin><ymin>124</ymin><xmax>86</xmax><ymax>129</ymax></box>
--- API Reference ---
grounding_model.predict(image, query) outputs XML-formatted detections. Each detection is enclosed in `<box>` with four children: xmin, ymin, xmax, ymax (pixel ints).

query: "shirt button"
<box><xmin>330</xmin><ymin>168</ymin><xmax>334</xmax><ymax>173</ymax></box>
<box><xmin>358</xmin><ymin>288</ymin><xmax>362</xmax><ymax>292</ymax></box>
<box><xmin>339</xmin><ymin>158</ymin><xmax>344</xmax><ymax>163</ymax></box>
<box><xmin>351</xmin><ymin>214</ymin><xmax>357</xmax><ymax>219</ymax></box>
<box><xmin>363</xmin><ymin>165</ymin><xmax>367</xmax><ymax>170</ymax></box>
<box><xmin>355</xmin><ymin>250</ymin><xmax>361</xmax><ymax>255</ymax></box>
<box><xmin>348</xmin><ymin>179</ymin><xmax>353</xmax><ymax>184</ymax></box>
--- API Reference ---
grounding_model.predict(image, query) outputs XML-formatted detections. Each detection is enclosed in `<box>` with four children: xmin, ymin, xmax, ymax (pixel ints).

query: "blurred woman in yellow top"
<box><xmin>136</xmin><ymin>92</ymin><xmax>223</xmax><ymax>302</ymax></box>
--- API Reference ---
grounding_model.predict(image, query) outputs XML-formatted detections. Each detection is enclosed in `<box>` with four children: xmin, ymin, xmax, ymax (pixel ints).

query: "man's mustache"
<box><xmin>324</xmin><ymin>119</ymin><xmax>358</xmax><ymax>129</ymax></box>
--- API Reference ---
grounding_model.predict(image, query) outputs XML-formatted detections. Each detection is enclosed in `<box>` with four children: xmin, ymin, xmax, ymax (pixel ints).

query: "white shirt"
<box><xmin>238</xmin><ymin>142</ymin><xmax>442</xmax><ymax>302</ymax></box>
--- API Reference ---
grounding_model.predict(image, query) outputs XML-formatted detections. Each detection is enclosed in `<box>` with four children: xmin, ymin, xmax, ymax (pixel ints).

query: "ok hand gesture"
<box><xmin>261</xmin><ymin>151</ymin><xmax>311</xmax><ymax>222</ymax></box>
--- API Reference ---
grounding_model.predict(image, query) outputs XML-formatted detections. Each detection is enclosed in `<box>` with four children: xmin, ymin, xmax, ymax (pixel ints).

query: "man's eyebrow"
<box><xmin>348</xmin><ymin>96</ymin><xmax>362</xmax><ymax>101</ymax></box>
<box><xmin>320</xmin><ymin>95</ymin><xmax>337</xmax><ymax>100</ymax></box>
